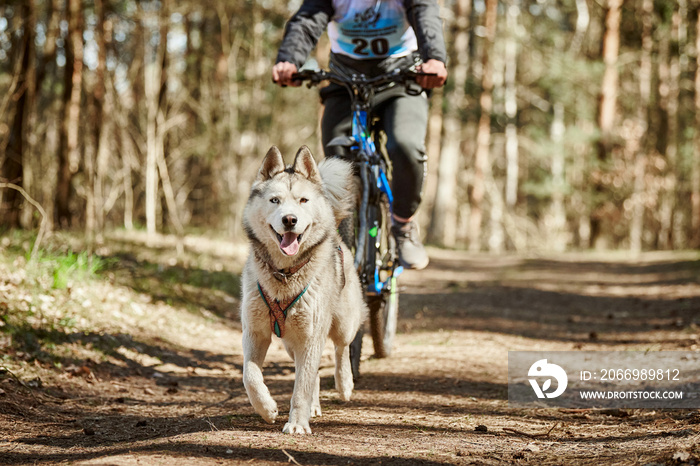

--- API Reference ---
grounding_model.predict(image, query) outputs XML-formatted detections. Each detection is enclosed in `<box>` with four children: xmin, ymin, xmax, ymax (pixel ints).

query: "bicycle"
<box><xmin>291</xmin><ymin>66</ymin><xmax>434</xmax><ymax>380</ymax></box>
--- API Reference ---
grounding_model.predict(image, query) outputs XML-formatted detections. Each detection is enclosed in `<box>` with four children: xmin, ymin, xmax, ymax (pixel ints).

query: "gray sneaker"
<box><xmin>391</xmin><ymin>220</ymin><xmax>429</xmax><ymax>270</ymax></box>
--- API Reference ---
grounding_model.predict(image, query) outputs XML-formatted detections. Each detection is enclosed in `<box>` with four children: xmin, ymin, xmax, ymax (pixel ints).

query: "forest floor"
<box><xmin>1</xmin><ymin>231</ymin><xmax>700</xmax><ymax>465</ymax></box>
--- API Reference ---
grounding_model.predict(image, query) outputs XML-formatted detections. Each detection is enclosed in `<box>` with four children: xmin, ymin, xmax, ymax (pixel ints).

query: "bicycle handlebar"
<box><xmin>291</xmin><ymin>68</ymin><xmax>437</xmax><ymax>93</ymax></box>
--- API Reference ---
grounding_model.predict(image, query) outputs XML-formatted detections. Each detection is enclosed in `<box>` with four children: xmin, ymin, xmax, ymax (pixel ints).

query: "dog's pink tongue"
<box><xmin>280</xmin><ymin>232</ymin><xmax>300</xmax><ymax>256</ymax></box>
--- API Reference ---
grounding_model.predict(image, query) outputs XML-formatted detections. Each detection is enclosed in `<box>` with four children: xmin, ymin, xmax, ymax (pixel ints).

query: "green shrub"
<box><xmin>51</xmin><ymin>252</ymin><xmax>105</xmax><ymax>289</ymax></box>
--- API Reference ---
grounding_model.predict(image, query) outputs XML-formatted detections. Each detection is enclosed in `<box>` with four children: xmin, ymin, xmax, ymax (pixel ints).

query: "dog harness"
<box><xmin>258</xmin><ymin>283</ymin><xmax>309</xmax><ymax>338</ymax></box>
<box><xmin>257</xmin><ymin>246</ymin><xmax>345</xmax><ymax>338</ymax></box>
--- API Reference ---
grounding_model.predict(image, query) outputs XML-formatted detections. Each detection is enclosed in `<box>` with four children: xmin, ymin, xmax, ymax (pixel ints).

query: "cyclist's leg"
<box><xmin>321</xmin><ymin>93</ymin><xmax>353</xmax><ymax>159</ymax></box>
<box><xmin>377</xmin><ymin>93</ymin><xmax>430</xmax><ymax>269</ymax></box>
<box><xmin>378</xmin><ymin>93</ymin><xmax>429</xmax><ymax>220</ymax></box>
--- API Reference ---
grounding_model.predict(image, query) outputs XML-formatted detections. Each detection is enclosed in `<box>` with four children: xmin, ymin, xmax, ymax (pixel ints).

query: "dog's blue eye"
<box><xmin>300</xmin><ymin>198</ymin><xmax>308</xmax><ymax>204</ymax></box>
<box><xmin>270</xmin><ymin>198</ymin><xmax>280</xmax><ymax>204</ymax></box>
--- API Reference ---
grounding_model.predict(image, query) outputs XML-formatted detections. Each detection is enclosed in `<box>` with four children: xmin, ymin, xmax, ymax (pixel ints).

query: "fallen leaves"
<box><xmin>65</xmin><ymin>364</ymin><xmax>99</xmax><ymax>384</ymax></box>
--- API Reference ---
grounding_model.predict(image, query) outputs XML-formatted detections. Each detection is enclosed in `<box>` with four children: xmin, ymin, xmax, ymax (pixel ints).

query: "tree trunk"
<box><xmin>569</xmin><ymin>0</ymin><xmax>590</xmax><ymax>55</ymax></box>
<box><xmin>19</xmin><ymin>1</ymin><xmax>38</xmax><ymax>230</ymax></box>
<box><xmin>429</xmin><ymin>0</ymin><xmax>471</xmax><ymax>247</ymax></box>
<box><xmin>217</xmin><ymin>2</ymin><xmax>243</xmax><ymax>237</ymax></box>
<box><xmin>548</xmin><ymin>103</ymin><xmax>567</xmax><ymax>251</ymax></box>
<box><xmin>657</xmin><ymin>8</ymin><xmax>681</xmax><ymax>249</ymax></box>
<box><xmin>0</xmin><ymin>4</ymin><xmax>31</xmax><ymax>228</ymax></box>
<box><xmin>556</xmin><ymin>0</ymin><xmax>589</xmax><ymax>250</ymax></box>
<box><xmin>93</xmin><ymin>0</ymin><xmax>113</xmax><ymax>235</ymax></box>
<box><xmin>156</xmin><ymin>111</ymin><xmax>185</xmax><ymax>239</ymax></box>
<box><xmin>692</xmin><ymin>10</ymin><xmax>700</xmax><ymax>248</ymax></box>
<box><xmin>36</xmin><ymin>0</ymin><xmax>62</xmax><ymax>232</ymax></box>
<box><xmin>469</xmin><ymin>0</ymin><xmax>497</xmax><ymax>252</ymax></box>
<box><xmin>119</xmin><ymin>119</ymin><xmax>136</xmax><ymax>231</ymax></box>
<box><xmin>143</xmin><ymin>3</ymin><xmax>168</xmax><ymax>238</ymax></box>
<box><xmin>590</xmin><ymin>0</ymin><xmax>622</xmax><ymax>249</ymax></box>
<box><xmin>84</xmin><ymin>91</ymin><xmax>97</xmax><ymax>248</ymax></box>
<box><xmin>504</xmin><ymin>1</ymin><xmax>519</xmax><ymax>209</ymax></box>
<box><xmin>597</xmin><ymin>0</ymin><xmax>621</xmax><ymax>145</ymax></box>
<box><xmin>629</xmin><ymin>0</ymin><xmax>653</xmax><ymax>254</ymax></box>
<box><xmin>56</xmin><ymin>0</ymin><xmax>84</xmax><ymax>229</ymax></box>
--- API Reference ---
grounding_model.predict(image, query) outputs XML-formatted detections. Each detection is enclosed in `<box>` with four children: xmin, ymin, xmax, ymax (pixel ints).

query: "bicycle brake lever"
<box><xmin>405</xmin><ymin>81</ymin><xmax>423</xmax><ymax>96</ymax></box>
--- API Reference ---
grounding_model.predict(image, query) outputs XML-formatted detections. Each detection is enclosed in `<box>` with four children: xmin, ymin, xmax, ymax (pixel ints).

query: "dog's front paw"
<box><xmin>254</xmin><ymin>398</ymin><xmax>278</xmax><ymax>424</ymax></box>
<box><xmin>283</xmin><ymin>421</ymin><xmax>312</xmax><ymax>434</ymax></box>
<box><xmin>337</xmin><ymin>379</ymin><xmax>353</xmax><ymax>402</ymax></box>
<box><xmin>339</xmin><ymin>388</ymin><xmax>352</xmax><ymax>402</ymax></box>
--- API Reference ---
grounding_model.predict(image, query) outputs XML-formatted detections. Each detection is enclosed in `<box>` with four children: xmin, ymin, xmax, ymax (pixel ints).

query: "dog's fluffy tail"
<box><xmin>318</xmin><ymin>157</ymin><xmax>355</xmax><ymax>224</ymax></box>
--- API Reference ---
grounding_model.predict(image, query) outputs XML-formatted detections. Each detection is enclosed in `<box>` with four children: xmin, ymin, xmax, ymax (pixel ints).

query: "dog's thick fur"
<box><xmin>241</xmin><ymin>145</ymin><xmax>368</xmax><ymax>434</ymax></box>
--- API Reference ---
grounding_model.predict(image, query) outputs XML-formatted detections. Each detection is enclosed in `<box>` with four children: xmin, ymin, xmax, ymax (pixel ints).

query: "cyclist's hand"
<box><xmin>416</xmin><ymin>59</ymin><xmax>447</xmax><ymax>89</ymax></box>
<box><xmin>272</xmin><ymin>62</ymin><xmax>301</xmax><ymax>87</ymax></box>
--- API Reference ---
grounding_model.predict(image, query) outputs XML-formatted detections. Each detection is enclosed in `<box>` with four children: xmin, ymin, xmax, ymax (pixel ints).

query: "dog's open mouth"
<box><xmin>272</xmin><ymin>227</ymin><xmax>303</xmax><ymax>256</ymax></box>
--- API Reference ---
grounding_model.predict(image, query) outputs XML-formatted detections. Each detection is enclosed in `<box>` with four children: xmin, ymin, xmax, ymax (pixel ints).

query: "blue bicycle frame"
<box><xmin>351</xmin><ymin>109</ymin><xmax>403</xmax><ymax>295</ymax></box>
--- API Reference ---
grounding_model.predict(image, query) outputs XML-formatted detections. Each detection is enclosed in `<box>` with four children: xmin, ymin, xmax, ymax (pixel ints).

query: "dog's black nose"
<box><xmin>282</xmin><ymin>215</ymin><xmax>297</xmax><ymax>228</ymax></box>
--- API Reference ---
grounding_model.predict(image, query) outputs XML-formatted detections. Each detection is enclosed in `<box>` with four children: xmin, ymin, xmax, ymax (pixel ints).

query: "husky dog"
<box><xmin>241</xmin><ymin>145</ymin><xmax>368</xmax><ymax>434</ymax></box>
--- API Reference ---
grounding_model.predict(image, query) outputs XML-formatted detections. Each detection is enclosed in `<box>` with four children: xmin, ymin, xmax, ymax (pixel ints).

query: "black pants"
<box><xmin>321</xmin><ymin>90</ymin><xmax>429</xmax><ymax>220</ymax></box>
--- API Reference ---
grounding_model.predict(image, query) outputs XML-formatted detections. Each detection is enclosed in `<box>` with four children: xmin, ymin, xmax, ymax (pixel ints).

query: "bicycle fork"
<box><xmin>366</xmin><ymin>164</ymin><xmax>404</xmax><ymax>296</ymax></box>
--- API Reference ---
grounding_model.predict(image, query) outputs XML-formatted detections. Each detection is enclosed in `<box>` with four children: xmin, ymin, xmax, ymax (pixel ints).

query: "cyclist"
<box><xmin>272</xmin><ymin>0</ymin><xmax>447</xmax><ymax>270</ymax></box>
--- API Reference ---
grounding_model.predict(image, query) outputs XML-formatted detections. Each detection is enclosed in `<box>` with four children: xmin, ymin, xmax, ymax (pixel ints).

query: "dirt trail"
<box><xmin>1</xmin><ymin>246</ymin><xmax>700</xmax><ymax>465</ymax></box>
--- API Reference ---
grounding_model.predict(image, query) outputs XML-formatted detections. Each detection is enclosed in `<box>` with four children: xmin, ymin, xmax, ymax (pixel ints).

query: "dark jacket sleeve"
<box><xmin>404</xmin><ymin>0</ymin><xmax>448</xmax><ymax>64</ymax></box>
<box><xmin>276</xmin><ymin>0</ymin><xmax>334</xmax><ymax>68</ymax></box>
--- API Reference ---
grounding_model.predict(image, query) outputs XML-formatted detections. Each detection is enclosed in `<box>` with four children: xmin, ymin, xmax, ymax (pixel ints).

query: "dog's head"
<box><xmin>243</xmin><ymin>145</ymin><xmax>353</xmax><ymax>259</ymax></box>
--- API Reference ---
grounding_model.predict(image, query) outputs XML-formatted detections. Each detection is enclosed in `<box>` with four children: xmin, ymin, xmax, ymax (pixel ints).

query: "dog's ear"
<box><xmin>256</xmin><ymin>146</ymin><xmax>285</xmax><ymax>182</ymax></box>
<box><xmin>292</xmin><ymin>146</ymin><xmax>322</xmax><ymax>183</ymax></box>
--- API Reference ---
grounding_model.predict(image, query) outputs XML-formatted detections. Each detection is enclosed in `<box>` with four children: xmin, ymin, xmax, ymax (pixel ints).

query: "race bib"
<box><xmin>328</xmin><ymin>0</ymin><xmax>418</xmax><ymax>59</ymax></box>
